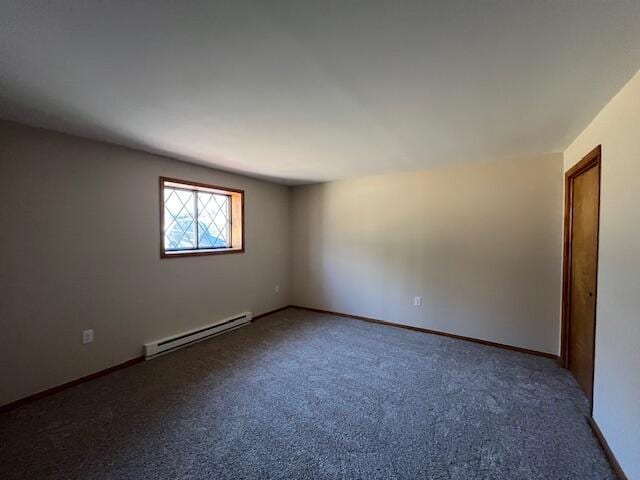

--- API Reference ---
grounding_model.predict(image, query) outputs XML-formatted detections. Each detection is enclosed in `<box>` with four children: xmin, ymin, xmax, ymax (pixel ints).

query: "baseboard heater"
<box><xmin>144</xmin><ymin>312</ymin><xmax>252</xmax><ymax>359</ymax></box>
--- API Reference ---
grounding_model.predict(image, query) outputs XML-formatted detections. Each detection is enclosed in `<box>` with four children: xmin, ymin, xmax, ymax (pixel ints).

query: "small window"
<box><xmin>160</xmin><ymin>177</ymin><xmax>244</xmax><ymax>258</ymax></box>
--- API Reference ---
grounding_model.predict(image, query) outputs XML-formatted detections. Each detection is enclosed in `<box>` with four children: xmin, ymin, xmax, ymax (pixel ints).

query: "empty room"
<box><xmin>1</xmin><ymin>1</ymin><xmax>639</xmax><ymax>479</ymax></box>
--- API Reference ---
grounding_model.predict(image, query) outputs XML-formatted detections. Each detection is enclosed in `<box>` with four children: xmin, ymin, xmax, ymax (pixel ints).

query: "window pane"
<box><xmin>164</xmin><ymin>188</ymin><xmax>196</xmax><ymax>250</ymax></box>
<box><xmin>197</xmin><ymin>192</ymin><xmax>230</xmax><ymax>248</ymax></box>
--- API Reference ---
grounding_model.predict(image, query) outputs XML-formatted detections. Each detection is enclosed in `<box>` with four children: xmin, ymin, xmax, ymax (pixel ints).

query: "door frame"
<box><xmin>561</xmin><ymin>145</ymin><xmax>602</xmax><ymax>407</ymax></box>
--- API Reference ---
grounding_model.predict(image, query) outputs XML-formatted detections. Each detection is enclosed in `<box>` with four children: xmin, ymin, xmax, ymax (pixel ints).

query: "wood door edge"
<box><xmin>561</xmin><ymin>145</ymin><xmax>602</xmax><ymax>410</ymax></box>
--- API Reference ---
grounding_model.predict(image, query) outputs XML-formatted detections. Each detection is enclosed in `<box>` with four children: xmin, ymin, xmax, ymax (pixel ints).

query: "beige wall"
<box><xmin>291</xmin><ymin>154</ymin><xmax>563</xmax><ymax>354</ymax></box>
<box><xmin>564</xmin><ymin>70</ymin><xmax>640</xmax><ymax>480</ymax></box>
<box><xmin>0</xmin><ymin>120</ymin><xmax>291</xmax><ymax>406</ymax></box>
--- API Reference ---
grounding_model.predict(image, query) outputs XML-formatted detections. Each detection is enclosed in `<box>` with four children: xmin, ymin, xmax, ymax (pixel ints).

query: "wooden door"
<box><xmin>562</xmin><ymin>146</ymin><xmax>601</xmax><ymax>404</ymax></box>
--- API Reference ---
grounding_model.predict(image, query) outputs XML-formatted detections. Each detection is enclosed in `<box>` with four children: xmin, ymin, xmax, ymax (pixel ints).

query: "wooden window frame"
<box><xmin>160</xmin><ymin>176</ymin><xmax>244</xmax><ymax>258</ymax></box>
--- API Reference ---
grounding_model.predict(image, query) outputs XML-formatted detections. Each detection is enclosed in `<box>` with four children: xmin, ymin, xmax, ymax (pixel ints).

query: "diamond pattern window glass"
<box><xmin>197</xmin><ymin>192</ymin><xmax>230</xmax><ymax>249</ymax></box>
<box><xmin>160</xmin><ymin>177</ymin><xmax>244</xmax><ymax>258</ymax></box>
<box><xmin>164</xmin><ymin>188</ymin><xmax>196</xmax><ymax>250</ymax></box>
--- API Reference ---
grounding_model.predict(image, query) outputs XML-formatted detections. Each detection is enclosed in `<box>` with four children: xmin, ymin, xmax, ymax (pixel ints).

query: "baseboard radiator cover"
<box><xmin>144</xmin><ymin>312</ymin><xmax>252</xmax><ymax>359</ymax></box>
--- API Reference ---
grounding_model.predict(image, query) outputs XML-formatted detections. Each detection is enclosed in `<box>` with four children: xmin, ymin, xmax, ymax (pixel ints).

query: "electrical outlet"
<box><xmin>414</xmin><ymin>296</ymin><xmax>422</xmax><ymax>307</ymax></box>
<box><xmin>275</xmin><ymin>284</ymin><xmax>280</xmax><ymax>293</ymax></box>
<box><xmin>82</xmin><ymin>329</ymin><xmax>94</xmax><ymax>344</ymax></box>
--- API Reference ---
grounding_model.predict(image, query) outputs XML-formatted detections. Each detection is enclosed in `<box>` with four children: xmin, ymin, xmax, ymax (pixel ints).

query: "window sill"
<box><xmin>161</xmin><ymin>248</ymin><xmax>244</xmax><ymax>259</ymax></box>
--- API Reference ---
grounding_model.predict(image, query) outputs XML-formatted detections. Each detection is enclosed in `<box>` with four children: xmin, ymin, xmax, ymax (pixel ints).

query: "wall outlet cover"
<box><xmin>82</xmin><ymin>329</ymin><xmax>94</xmax><ymax>344</ymax></box>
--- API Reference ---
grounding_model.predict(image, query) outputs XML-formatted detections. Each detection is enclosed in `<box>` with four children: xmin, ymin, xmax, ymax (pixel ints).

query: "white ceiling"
<box><xmin>1</xmin><ymin>1</ymin><xmax>639</xmax><ymax>184</ymax></box>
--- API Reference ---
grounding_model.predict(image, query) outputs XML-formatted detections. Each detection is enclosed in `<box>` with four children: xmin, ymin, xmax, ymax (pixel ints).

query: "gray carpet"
<box><xmin>0</xmin><ymin>308</ymin><xmax>614</xmax><ymax>480</ymax></box>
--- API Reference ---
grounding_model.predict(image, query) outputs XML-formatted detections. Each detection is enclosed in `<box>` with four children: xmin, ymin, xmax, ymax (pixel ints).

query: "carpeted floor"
<box><xmin>0</xmin><ymin>308</ymin><xmax>614</xmax><ymax>480</ymax></box>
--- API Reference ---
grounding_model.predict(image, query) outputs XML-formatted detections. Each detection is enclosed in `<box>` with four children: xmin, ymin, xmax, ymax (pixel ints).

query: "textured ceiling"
<box><xmin>1</xmin><ymin>1</ymin><xmax>640</xmax><ymax>184</ymax></box>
